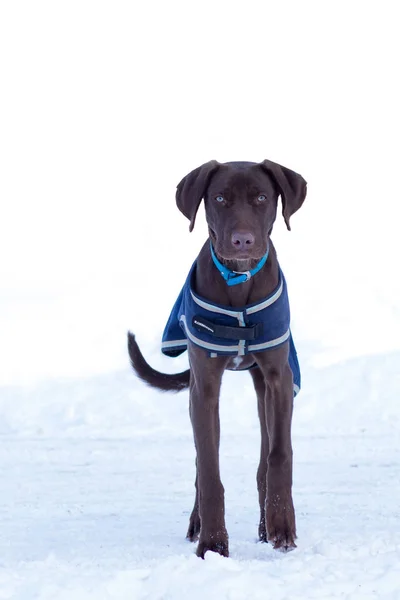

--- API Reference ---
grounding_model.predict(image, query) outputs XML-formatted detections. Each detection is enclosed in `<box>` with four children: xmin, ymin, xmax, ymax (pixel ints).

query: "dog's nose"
<box><xmin>231</xmin><ymin>231</ymin><xmax>255</xmax><ymax>250</ymax></box>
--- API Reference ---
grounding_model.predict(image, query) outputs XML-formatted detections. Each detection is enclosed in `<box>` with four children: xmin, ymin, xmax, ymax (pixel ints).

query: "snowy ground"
<box><xmin>1</xmin><ymin>351</ymin><xmax>400</xmax><ymax>599</ymax></box>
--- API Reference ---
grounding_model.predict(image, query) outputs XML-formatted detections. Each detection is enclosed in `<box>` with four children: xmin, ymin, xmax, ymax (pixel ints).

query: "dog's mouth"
<box><xmin>209</xmin><ymin>228</ymin><xmax>266</xmax><ymax>263</ymax></box>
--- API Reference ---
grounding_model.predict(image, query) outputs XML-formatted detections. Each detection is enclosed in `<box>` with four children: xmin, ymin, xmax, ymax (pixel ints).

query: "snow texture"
<box><xmin>1</xmin><ymin>356</ymin><xmax>400</xmax><ymax>599</ymax></box>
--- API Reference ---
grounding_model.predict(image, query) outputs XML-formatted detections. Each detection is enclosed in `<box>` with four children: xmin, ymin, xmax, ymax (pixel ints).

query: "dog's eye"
<box><xmin>257</xmin><ymin>194</ymin><xmax>267</xmax><ymax>202</ymax></box>
<box><xmin>215</xmin><ymin>195</ymin><xmax>224</xmax><ymax>203</ymax></box>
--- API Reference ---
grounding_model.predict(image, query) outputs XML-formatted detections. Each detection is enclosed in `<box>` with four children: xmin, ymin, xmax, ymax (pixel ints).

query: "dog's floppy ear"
<box><xmin>176</xmin><ymin>161</ymin><xmax>220</xmax><ymax>231</ymax></box>
<box><xmin>260</xmin><ymin>159</ymin><xmax>307</xmax><ymax>231</ymax></box>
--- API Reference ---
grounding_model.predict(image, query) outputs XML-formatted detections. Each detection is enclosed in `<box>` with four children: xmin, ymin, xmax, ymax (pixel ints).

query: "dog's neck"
<box><xmin>195</xmin><ymin>239</ymin><xmax>280</xmax><ymax>308</ymax></box>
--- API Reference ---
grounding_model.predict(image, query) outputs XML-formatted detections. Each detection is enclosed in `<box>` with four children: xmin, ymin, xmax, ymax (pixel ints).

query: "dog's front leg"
<box><xmin>255</xmin><ymin>345</ymin><xmax>297</xmax><ymax>551</ymax></box>
<box><xmin>250</xmin><ymin>367</ymin><xmax>270</xmax><ymax>542</ymax></box>
<box><xmin>188</xmin><ymin>344</ymin><xmax>229</xmax><ymax>558</ymax></box>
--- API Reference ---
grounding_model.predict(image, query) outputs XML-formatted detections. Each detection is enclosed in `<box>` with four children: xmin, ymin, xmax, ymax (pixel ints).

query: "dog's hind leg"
<box><xmin>250</xmin><ymin>367</ymin><xmax>269</xmax><ymax>542</ymax></box>
<box><xmin>186</xmin><ymin>460</ymin><xmax>201</xmax><ymax>542</ymax></box>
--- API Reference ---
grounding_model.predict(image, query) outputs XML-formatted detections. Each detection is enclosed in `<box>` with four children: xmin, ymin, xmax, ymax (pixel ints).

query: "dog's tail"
<box><xmin>127</xmin><ymin>332</ymin><xmax>190</xmax><ymax>392</ymax></box>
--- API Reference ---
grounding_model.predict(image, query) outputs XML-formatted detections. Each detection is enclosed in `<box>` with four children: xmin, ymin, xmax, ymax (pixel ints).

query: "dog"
<box><xmin>128</xmin><ymin>159</ymin><xmax>307</xmax><ymax>558</ymax></box>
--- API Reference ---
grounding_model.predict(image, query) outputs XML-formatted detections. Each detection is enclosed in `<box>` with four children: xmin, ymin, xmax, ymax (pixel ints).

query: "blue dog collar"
<box><xmin>210</xmin><ymin>242</ymin><xmax>269</xmax><ymax>286</ymax></box>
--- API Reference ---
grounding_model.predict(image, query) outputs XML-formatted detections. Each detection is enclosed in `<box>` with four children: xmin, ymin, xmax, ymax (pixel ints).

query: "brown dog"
<box><xmin>128</xmin><ymin>160</ymin><xmax>307</xmax><ymax>558</ymax></box>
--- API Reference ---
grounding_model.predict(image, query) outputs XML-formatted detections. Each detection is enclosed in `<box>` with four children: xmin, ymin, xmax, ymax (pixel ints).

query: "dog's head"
<box><xmin>176</xmin><ymin>160</ymin><xmax>307</xmax><ymax>261</ymax></box>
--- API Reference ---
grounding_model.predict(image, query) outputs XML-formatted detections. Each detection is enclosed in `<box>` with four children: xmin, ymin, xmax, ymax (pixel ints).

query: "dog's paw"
<box><xmin>196</xmin><ymin>532</ymin><xmax>229</xmax><ymax>559</ymax></box>
<box><xmin>266</xmin><ymin>495</ymin><xmax>297</xmax><ymax>552</ymax></box>
<box><xmin>268</xmin><ymin>529</ymin><xmax>297</xmax><ymax>552</ymax></box>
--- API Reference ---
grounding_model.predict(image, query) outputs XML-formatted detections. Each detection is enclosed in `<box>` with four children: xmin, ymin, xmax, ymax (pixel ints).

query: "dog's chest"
<box><xmin>227</xmin><ymin>355</ymin><xmax>255</xmax><ymax>371</ymax></box>
<box><xmin>161</xmin><ymin>261</ymin><xmax>301</xmax><ymax>395</ymax></box>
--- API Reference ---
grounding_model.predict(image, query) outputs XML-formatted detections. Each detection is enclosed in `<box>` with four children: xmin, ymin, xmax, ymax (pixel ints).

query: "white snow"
<box><xmin>1</xmin><ymin>1</ymin><xmax>400</xmax><ymax>599</ymax></box>
<box><xmin>1</xmin><ymin>356</ymin><xmax>400</xmax><ymax>599</ymax></box>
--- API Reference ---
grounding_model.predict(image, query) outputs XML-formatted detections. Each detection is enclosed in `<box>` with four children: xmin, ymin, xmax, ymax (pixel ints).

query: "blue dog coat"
<box><xmin>162</xmin><ymin>262</ymin><xmax>300</xmax><ymax>396</ymax></box>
